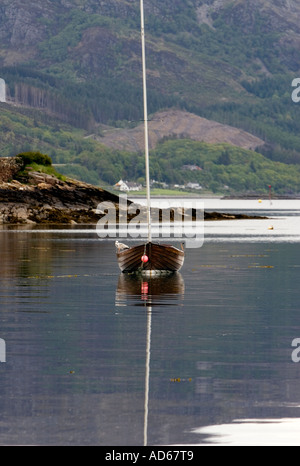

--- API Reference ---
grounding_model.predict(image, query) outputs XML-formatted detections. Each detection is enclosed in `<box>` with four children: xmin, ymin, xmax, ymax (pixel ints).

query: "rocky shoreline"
<box><xmin>203</xmin><ymin>211</ymin><xmax>267</xmax><ymax>221</ymax></box>
<box><xmin>0</xmin><ymin>173</ymin><xmax>122</xmax><ymax>225</ymax></box>
<box><xmin>0</xmin><ymin>172</ymin><xmax>267</xmax><ymax>225</ymax></box>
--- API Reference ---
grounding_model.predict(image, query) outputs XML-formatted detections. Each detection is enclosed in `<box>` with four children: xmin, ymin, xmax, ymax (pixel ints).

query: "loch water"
<box><xmin>1</xmin><ymin>199</ymin><xmax>300</xmax><ymax>445</ymax></box>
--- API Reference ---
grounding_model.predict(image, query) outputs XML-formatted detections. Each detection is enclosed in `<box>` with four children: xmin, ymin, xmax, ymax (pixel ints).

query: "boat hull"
<box><xmin>116</xmin><ymin>242</ymin><xmax>184</xmax><ymax>274</ymax></box>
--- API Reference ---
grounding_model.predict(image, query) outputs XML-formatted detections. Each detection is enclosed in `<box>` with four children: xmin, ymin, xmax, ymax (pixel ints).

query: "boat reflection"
<box><xmin>115</xmin><ymin>272</ymin><xmax>185</xmax><ymax>308</ymax></box>
<box><xmin>115</xmin><ymin>272</ymin><xmax>184</xmax><ymax>445</ymax></box>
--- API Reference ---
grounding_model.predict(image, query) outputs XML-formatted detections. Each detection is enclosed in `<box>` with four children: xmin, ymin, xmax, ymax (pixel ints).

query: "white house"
<box><xmin>186</xmin><ymin>182</ymin><xmax>202</xmax><ymax>190</ymax></box>
<box><xmin>114</xmin><ymin>180</ymin><xmax>142</xmax><ymax>192</ymax></box>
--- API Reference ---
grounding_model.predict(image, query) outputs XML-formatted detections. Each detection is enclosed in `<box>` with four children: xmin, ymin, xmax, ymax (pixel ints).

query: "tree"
<box><xmin>217</xmin><ymin>150</ymin><xmax>231</xmax><ymax>166</ymax></box>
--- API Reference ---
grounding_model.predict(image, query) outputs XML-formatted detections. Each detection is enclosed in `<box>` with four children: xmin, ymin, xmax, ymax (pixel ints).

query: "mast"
<box><xmin>140</xmin><ymin>0</ymin><xmax>152</xmax><ymax>243</ymax></box>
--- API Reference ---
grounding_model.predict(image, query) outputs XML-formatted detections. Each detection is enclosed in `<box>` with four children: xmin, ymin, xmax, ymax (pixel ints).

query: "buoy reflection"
<box><xmin>115</xmin><ymin>272</ymin><xmax>185</xmax><ymax>307</ymax></box>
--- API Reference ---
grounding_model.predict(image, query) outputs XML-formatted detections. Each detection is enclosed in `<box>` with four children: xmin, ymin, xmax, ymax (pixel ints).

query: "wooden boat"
<box><xmin>116</xmin><ymin>241</ymin><xmax>184</xmax><ymax>274</ymax></box>
<box><xmin>116</xmin><ymin>0</ymin><xmax>185</xmax><ymax>274</ymax></box>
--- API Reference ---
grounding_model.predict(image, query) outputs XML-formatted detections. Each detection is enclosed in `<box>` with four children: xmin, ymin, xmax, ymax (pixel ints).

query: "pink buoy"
<box><xmin>141</xmin><ymin>254</ymin><xmax>149</xmax><ymax>263</ymax></box>
<box><xmin>141</xmin><ymin>282</ymin><xmax>148</xmax><ymax>294</ymax></box>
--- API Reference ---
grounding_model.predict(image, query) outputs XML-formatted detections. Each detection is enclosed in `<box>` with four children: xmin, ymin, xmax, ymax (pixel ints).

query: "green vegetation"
<box><xmin>17</xmin><ymin>151</ymin><xmax>52</xmax><ymax>167</ymax></box>
<box><xmin>148</xmin><ymin>139</ymin><xmax>300</xmax><ymax>195</ymax></box>
<box><xmin>15</xmin><ymin>151</ymin><xmax>66</xmax><ymax>182</ymax></box>
<box><xmin>1</xmin><ymin>1</ymin><xmax>299</xmax><ymax>159</ymax></box>
<box><xmin>1</xmin><ymin>100</ymin><xmax>300</xmax><ymax>194</ymax></box>
<box><xmin>127</xmin><ymin>187</ymin><xmax>204</xmax><ymax>197</ymax></box>
<box><xmin>1</xmin><ymin>1</ymin><xmax>300</xmax><ymax>194</ymax></box>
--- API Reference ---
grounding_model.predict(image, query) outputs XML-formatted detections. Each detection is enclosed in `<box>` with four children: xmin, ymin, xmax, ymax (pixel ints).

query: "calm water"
<box><xmin>1</xmin><ymin>199</ymin><xmax>300</xmax><ymax>446</ymax></box>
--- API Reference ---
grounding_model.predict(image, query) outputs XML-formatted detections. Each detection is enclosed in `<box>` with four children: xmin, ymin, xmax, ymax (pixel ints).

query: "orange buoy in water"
<box><xmin>141</xmin><ymin>254</ymin><xmax>149</xmax><ymax>263</ymax></box>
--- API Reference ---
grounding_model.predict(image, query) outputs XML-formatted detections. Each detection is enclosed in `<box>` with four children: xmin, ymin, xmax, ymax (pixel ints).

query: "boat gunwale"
<box><xmin>117</xmin><ymin>241</ymin><xmax>184</xmax><ymax>273</ymax></box>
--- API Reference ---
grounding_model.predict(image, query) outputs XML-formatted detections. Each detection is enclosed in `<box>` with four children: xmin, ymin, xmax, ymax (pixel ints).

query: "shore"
<box><xmin>0</xmin><ymin>174</ymin><xmax>122</xmax><ymax>225</ymax></box>
<box><xmin>0</xmin><ymin>172</ymin><xmax>267</xmax><ymax>225</ymax></box>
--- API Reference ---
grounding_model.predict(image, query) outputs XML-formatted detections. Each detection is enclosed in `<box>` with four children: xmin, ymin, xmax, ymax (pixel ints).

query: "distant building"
<box><xmin>126</xmin><ymin>181</ymin><xmax>143</xmax><ymax>191</ymax></box>
<box><xmin>186</xmin><ymin>182</ymin><xmax>202</xmax><ymax>190</ymax></box>
<box><xmin>114</xmin><ymin>180</ymin><xmax>128</xmax><ymax>191</ymax></box>
<box><xmin>181</xmin><ymin>164</ymin><xmax>202</xmax><ymax>171</ymax></box>
<box><xmin>0</xmin><ymin>78</ymin><xmax>6</xmax><ymax>103</ymax></box>
<box><xmin>114</xmin><ymin>180</ymin><xmax>142</xmax><ymax>192</ymax></box>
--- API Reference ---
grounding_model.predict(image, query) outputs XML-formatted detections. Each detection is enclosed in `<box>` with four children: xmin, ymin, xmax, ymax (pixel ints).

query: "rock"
<box><xmin>203</xmin><ymin>211</ymin><xmax>268</xmax><ymax>220</ymax></box>
<box><xmin>37</xmin><ymin>182</ymin><xmax>53</xmax><ymax>189</ymax></box>
<box><xmin>0</xmin><ymin>173</ymin><xmax>125</xmax><ymax>225</ymax></box>
<box><xmin>0</xmin><ymin>157</ymin><xmax>23</xmax><ymax>183</ymax></box>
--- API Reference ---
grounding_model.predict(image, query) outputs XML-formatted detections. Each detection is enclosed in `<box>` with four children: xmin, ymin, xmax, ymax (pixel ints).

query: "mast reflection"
<box><xmin>115</xmin><ymin>272</ymin><xmax>184</xmax><ymax>445</ymax></box>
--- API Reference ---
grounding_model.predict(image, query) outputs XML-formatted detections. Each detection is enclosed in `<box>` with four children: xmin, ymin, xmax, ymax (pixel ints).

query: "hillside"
<box><xmin>95</xmin><ymin>109</ymin><xmax>264</xmax><ymax>152</ymax></box>
<box><xmin>1</xmin><ymin>0</ymin><xmax>300</xmax><ymax>193</ymax></box>
<box><xmin>1</xmin><ymin>103</ymin><xmax>300</xmax><ymax>195</ymax></box>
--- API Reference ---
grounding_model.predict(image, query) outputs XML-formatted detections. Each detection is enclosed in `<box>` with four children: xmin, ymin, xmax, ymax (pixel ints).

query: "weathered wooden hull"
<box><xmin>116</xmin><ymin>242</ymin><xmax>184</xmax><ymax>274</ymax></box>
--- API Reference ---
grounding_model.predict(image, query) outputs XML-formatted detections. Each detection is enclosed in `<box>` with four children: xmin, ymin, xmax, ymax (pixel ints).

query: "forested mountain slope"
<box><xmin>1</xmin><ymin>0</ymin><xmax>300</xmax><ymax>193</ymax></box>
